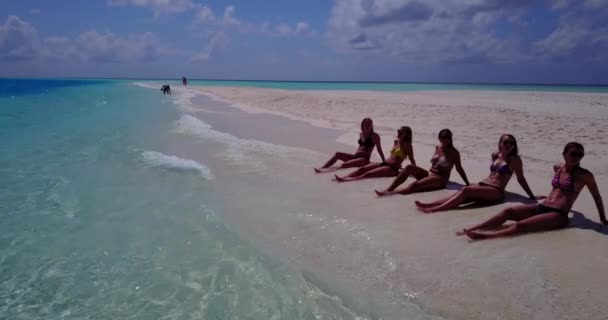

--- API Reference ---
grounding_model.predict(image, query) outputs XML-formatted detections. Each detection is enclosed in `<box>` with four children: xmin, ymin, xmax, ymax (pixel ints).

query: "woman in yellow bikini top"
<box><xmin>390</xmin><ymin>144</ymin><xmax>406</xmax><ymax>161</ymax></box>
<box><xmin>335</xmin><ymin>126</ymin><xmax>415</xmax><ymax>182</ymax></box>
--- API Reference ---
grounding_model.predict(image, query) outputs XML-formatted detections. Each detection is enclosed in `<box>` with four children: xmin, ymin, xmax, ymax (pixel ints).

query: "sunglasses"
<box><xmin>569</xmin><ymin>151</ymin><xmax>584</xmax><ymax>159</ymax></box>
<box><xmin>502</xmin><ymin>140</ymin><xmax>516</xmax><ymax>146</ymax></box>
<box><xmin>439</xmin><ymin>135</ymin><xmax>452</xmax><ymax>140</ymax></box>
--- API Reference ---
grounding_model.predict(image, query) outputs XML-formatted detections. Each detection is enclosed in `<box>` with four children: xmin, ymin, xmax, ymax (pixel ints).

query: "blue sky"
<box><xmin>1</xmin><ymin>0</ymin><xmax>607</xmax><ymax>84</ymax></box>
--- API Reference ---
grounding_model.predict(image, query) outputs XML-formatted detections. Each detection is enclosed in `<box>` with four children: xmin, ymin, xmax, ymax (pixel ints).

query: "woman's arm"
<box><xmin>373</xmin><ymin>133</ymin><xmax>386</xmax><ymax>162</ymax></box>
<box><xmin>511</xmin><ymin>157</ymin><xmax>535</xmax><ymax>199</ymax></box>
<box><xmin>408</xmin><ymin>144</ymin><xmax>416</xmax><ymax>166</ymax></box>
<box><xmin>454</xmin><ymin>151</ymin><xmax>469</xmax><ymax>186</ymax></box>
<box><xmin>584</xmin><ymin>173</ymin><xmax>607</xmax><ymax>224</ymax></box>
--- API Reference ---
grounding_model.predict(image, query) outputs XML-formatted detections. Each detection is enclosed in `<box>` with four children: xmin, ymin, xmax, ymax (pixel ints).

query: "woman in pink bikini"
<box><xmin>459</xmin><ymin>142</ymin><xmax>606</xmax><ymax>240</ymax></box>
<box><xmin>415</xmin><ymin>134</ymin><xmax>536</xmax><ymax>213</ymax></box>
<box><xmin>315</xmin><ymin>118</ymin><xmax>386</xmax><ymax>173</ymax></box>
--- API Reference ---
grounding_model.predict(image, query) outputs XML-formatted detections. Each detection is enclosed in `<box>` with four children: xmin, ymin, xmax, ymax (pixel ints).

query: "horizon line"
<box><xmin>1</xmin><ymin>76</ymin><xmax>607</xmax><ymax>87</ymax></box>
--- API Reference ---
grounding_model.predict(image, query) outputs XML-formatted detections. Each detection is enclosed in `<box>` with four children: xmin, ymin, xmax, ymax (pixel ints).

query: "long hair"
<box><xmin>499</xmin><ymin>134</ymin><xmax>518</xmax><ymax>159</ymax></box>
<box><xmin>398</xmin><ymin>126</ymin><xmax>412</xmax><ymax>143</ymax></box>
<box><xmin>361</xmin><ymin>117</ymin><xmax>374</xmax><ymax>136</ymax></box>
<box><xmin>438</xmin><ymin>128</ymin><xmax>454</xmax><ymax>150</ymax></box>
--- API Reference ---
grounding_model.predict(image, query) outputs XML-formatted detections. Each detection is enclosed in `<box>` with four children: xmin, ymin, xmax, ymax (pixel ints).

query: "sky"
<box><xmin>1</xmin><ymin>0</ymin><xmax>607</xmax><ymax>84</ymax></box>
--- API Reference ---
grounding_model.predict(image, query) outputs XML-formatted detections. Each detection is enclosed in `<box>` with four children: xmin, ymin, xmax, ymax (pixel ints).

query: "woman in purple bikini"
<box><xmin>315</xmin><ymin>118</ymin><xmax>386</xmax><ymax>173</ymax></box>
<box><xmin>415</xmin><ymin>134</ymin><xmax>536</xmax><ymax>213</ymax></box>
<box><xmin>459</xmin><ymin>142</ymin><xmax>606</xmax><ymax>240</ymax></box>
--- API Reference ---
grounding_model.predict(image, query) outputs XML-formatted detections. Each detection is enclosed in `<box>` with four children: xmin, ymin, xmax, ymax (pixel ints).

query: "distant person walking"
<box><xmin>182</xmin><ymin>76</ymin><xmax>188</xmax><ymax>86</ymax></box>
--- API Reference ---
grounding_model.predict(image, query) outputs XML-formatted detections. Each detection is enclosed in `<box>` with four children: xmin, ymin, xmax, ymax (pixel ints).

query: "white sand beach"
<box><xmin>170</xmin><ymin>85</ymin><xmax>608</xmax><ymax>320</ymax></box>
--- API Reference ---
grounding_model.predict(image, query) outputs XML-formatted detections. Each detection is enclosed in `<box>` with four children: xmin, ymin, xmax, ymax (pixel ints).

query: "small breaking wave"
<box><xmin>140</xmin><ymin>150</ymin><xmax>214</xmax><ymax>180</ymax></box>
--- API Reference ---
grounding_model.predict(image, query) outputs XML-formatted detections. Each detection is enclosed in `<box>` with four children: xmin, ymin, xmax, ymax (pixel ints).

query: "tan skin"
<box><xmin>460</xmin><ymin>146</ymin><xmax>606</xmax><ymax>240</ymax></box>
<box><xmin>375</xmin><ymin>133</ymin><xmax>470</xmax><ymax>196</ymax></box>
<box><xmin>415</xmin><ymin>135</ymin><xmax>536</xmax><ymax>213</ymax></box>
<box><xmin>334</xmin><ymin>130</ymin><xmax>414</xmax><ymax>182</ymax></box>
<box><xmin>315</xmin><ymin>120</ymin><xmax>386</xmax><ymax>173</ymax></box>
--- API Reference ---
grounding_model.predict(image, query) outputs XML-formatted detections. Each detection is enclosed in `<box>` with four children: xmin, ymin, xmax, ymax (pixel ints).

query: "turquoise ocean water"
<box><xmin>10</xmin><ymin>78</ymin><xmax>608</xmax><ymax>93</ymax></box>
<box><xmin>0</xmin><ymin>79</ymin><xmax>378</xmax><ymax>319</ymax></box>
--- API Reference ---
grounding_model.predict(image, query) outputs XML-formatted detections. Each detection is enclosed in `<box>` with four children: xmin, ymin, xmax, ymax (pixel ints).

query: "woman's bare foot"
<box><xmin>314</xmin><ymin>168</ymin><xmax>322</xmax><ymax>173</ymax></box>
<box><xmin>456</xmin><ymin>228</ymin><xmax>469</xmax><ymax>236</ymax></box>
<box><xmin>334</xmin><ymin>174</ymin><xmax>345</xmax><ymax>182</ymax></box>
<box><xmin>414</xmin><ymin>200</ymin><xmax>432</xmax><ymax>208</ymax></box>
<box><xmin>421</xmin><ymin>207</ymin><xmax>436</xmax><ymax>214</ymax></box>
<box><xmin>464</xmin><ymin>229</ymin><xmax>488</xmax><ymax>240</ymax></box>
<box><xmin>375</xmin><ymin>189</ymin><xmax>394</xmax><ymax>197</ymax></box>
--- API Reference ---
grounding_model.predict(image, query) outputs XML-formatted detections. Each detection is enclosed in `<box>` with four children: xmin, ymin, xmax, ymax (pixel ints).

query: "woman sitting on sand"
<box><xmin>459</xmin><ymin>142</ymin><xmax>606</xmax><ymax>240</ymax></box>
<box><xmin>375</xmin><ymin>129</ymin><xmax>470</xmax><ymax>197</ymax></box>
<box><xmin>315</xmin><ymin>118</ymin><xmax>386</xmax><ymax>173</ymax></box>
<box><xmin>415</xmin><ymin>134</ymin><xmax>536</xmax><ymax>213</ymax></box>
<box><xmin>335</xmin><ymin>126</ymin><xmax>414</xmax><ymax>182</ymax></box>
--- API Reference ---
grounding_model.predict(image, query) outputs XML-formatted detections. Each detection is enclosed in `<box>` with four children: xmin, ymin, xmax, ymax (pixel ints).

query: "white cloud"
<box><xmin>584</xmin><ymin>0</ymin><xmax>608</xmax><ymax>9</ymax></box>
<box><xmin>295</xmin><ymin>22</ymin><xmax>315</xmax><ymax>36</ymax></box>
<box><xmin>196</xmin><ymin>6</ymin><xmax>216</xmax><ymax>23</ymax></box>
<box><xmin>42</xmin><ymin>37</ymin><xmax>77</xmax><ymax>61</ymax></box>
<box><xmin>74</xmin><ymin>31</ymin><xmax>168</xmax><ymax>62</ymax></box>
<box><xmin>193</xmin><ymin>5</ymin><xmax>315</xmax><ymax>38</ymax></box>
<box><xmin>195</xmin><ymin>5</ymin><xmax>242</xmax><ymax>28</ymax></box>
<box><xmin>223</xmin><ymin>5</ymin><xmax>240</xmax><ymax>25</ymax></box>
<box><xmin>259</xmin><ymin>21</ymin><xmax>316</xmax><ymax>37</ymax></box>
<box><xmin>275</xmin><ymin>23</ymin><xmax>292</xmax><ymax>37</ymax></box>
<box><xmin>550</xmin><ymin>0</ymin><xmax>571</xmax><ymax>10</ymax></box>
<box><xmin>0</xmin><ymin>15</ymin><xmax>41</xmax><ymax>61</ymax></box>
<box><xmin>189</xmin><ymin>31</ymin><xmax>229</xmax><ymax>62</ymax></box>
<box><xmin>534</xmin><ymin>20</ymin><xmax>608</xmax><ymax>62</ymax></box>
<box><xmin>0</xmin><ymin>15</ymin><xmax>171</xmax><ymax>63</ymax></box>
<box><xmin>551</xmin><ymin>0</ymin><xmax>607</xmax><ymax>11</ymax></box>
<box><xmin>326</xmin><ymin>0</ymin><xmax>563</xmax><ymax>64</ymax></box>
<box><xmin>107</xmin><ymin>0</ymin><xmax>198</xmax><ymax>15</ymax></box>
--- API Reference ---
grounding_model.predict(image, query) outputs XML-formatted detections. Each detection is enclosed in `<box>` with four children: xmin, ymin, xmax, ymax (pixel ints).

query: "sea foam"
<box><xmin>140</xmin><ymin>150</ymin><xmax>214</xmax><ymax>180</ymax></box>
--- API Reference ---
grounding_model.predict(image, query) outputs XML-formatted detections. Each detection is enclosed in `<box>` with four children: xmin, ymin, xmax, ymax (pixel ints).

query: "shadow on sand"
<box><xmin>568</xmin><ymin>211</ymin><xmax>608</xmax><ymax>235</ymax></box>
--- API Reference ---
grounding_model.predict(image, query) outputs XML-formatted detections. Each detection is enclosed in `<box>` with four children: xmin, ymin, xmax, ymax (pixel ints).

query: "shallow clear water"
<box><xmin>0</xmin><ymin>79</ymin><xmax>376</xmax><ymax>319</ymax></box>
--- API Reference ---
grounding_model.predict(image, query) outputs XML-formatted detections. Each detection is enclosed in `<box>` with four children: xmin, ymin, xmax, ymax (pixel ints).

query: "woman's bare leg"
<box><xmin>340</xmin><ymin>157</ymin><xmax>370</xmax><ymax>169</ymax></box>
<box><xmin>415</xmin><ymin>193</ymin><xmax>458</xmax><ymax>208</ymax></box>
<box><xmin>388</xmin><ymin>175</ymin><xmax>446</xmax><ymax>196</ymax></box>
<box><xmin>420</xmin><ymin>185</ymin><xmax>503</xmax><ymax>213</ymax></box>
<box><xmin>315</xmin><ymin>152</ymin><xmax>355</xmax><ymax>173</ymax></box>
<box><xmin>315</xmin><ymin>157</ymin><xmax>369</xmax><ymax>173</ymax></box>
<box><xmin>339</xmin><ymin>166</ymin><xmax>397</xmax><ymax>182</ymax></box>
<box><xmin>456</xmin><ymin>204</ymin><xmax>537</xmax><ymax>235</ymax></box>
<box><xmin>335</xmin><ymin>163</ymin><xmax>380</xmax><ymax>181</ymax></box>
<box><xmin>466</xmin><ymin>211</ymin><xmax>567</xmax><ymax>240</ymax></box>
<box><xmin>375</xmin><ymin>165</ymin><xmax>428</xmax><ymax>196</ymax></box>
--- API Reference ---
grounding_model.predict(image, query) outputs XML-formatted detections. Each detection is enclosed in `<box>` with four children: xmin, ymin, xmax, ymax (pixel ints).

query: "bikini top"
<box><xmin>490</xmin><ymin>152</ymin><xmax>513</xmax><ymax>176</ymax></box>
<box><xmin>490</xmin><ymin>162</ymin><xmax>513</xmax><ymax>175</ymax></box>
<box><xmin>431</xmin><ymin>153</ymin><xmax>451</xmax><ymax>169</ymax></box>
<box><xmin>358</xmin><ymin>134</ymin><xmax>374</xmax><ymax>149</ymax></box>
<box><xmin>552</xmin><ymin>167</ymin><xmax>577</xmax><ymax>193</ymax></box>
<box><xmin>391</xmin><ymin>146</ymin><xmax>406</xmax><ymax>160</ymax></box>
